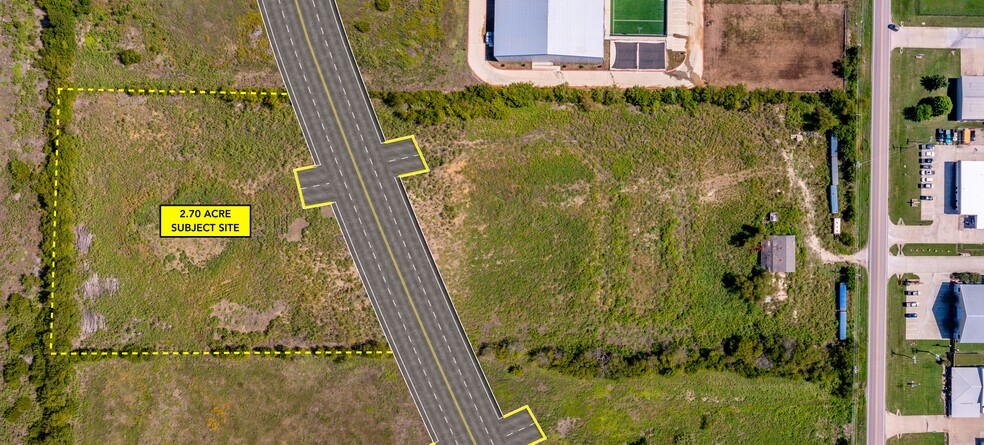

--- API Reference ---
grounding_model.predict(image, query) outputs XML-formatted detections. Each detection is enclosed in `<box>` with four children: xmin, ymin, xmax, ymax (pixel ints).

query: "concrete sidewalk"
<box><xmin>886</xmin><ymin>412</ymin><xmax>984</xmax><ymax>445</ymax></box>
<box><xmin>892</xmin><ymin>27</ymin><xmax>984</xmax><ymax>49</ymax></box>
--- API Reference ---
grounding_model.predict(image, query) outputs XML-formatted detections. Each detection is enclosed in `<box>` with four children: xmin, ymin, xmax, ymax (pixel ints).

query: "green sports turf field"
<box><xmin>611</xmin><ymin>0</ymin><xmax>666</xmax><ymax>35</ymax></box>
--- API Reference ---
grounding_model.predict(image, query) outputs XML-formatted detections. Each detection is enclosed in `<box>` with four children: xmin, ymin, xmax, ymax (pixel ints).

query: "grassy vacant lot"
<box><xmin>338</xmin><ymin>0</ymin><xmax>474</xmax><ymax>90</ymax></box>
<box><xmin>900</xmin><ymin>243</ymin><xmax>984</xmax><ymax>256</ymax></box>
<box><xmin>75</xmin><ymin>0</ymin><xmax>473</xmax><ymax>91</ymax></box>
<box><xmin>889</xmin><ymin>49</ymin><xmax>961</xmax><ymax>225</ymax></box>
<box><xmin>71</xmin><ymin>93</ymin><xmax>380</xmax><ymax>350</ymax></box>
<box><xmin>483</xmin><ymin>358</ymin><xmax>844</xmax><ymax>444</ymax></box>
<box><xmin>887</xmin><ymin>275</ymin><xmax>948</xmax><ymax>415</ymax></box>
<box><xmin>894</xmin><ymin>0</ymin><xmax>984</xmax><ymax>27</ymax></box>
<box><xmin>887</xmin><ymin>432</ymin><xmax>947</xmax><ymax>445</ymax></box>
<box><xmin>72</xmin><ymin>358</ymin><xmax>426</xmax><ymax>444</ymax></box>
<box><xmin>378</xmin><ymin>99</ymin><xmax>857</xmax><ymax>439</ymax></box>
<box><xmin>387</xmin><ymin>104</ymin><xmax>842</xmax><ymax>355</ymax></box>
<box><xmin>703</xmin><ymin>3</ymin><xmax>844</xmax><ymax>91</ymax></box>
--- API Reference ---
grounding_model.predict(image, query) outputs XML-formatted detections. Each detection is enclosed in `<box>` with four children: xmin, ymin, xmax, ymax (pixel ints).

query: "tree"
<box><xmin>906</xmin><ymin>103</ymin><xmax>934</xmax><ymax>122</ymax></box>
<box><xmin>374</xmin><ymin>0</ymin><xmax>390</xmax><ymax>11</ymax></box>
<box><xmin>920</xmin><ymin>74</ymin><xmax>947</xmax><ymax>92</ymax></box>
<box><xmin>814</xmin><ymin>105</ymin><xmax>840</xmax><ymax>133</ymax></box>
<box><xmin>921</xmin><ymin>95</ymin><xmax>953</xmax><ymax>117</ymax></box>
<box><xmin>353</xmin><ymin>20</ymin><xmax>370</xmax><ymax>33</ymax></box>
<box><xmin>118</xmin><ymin>49</ymin><xmax>142</xmax><ymax>65</ymax></box>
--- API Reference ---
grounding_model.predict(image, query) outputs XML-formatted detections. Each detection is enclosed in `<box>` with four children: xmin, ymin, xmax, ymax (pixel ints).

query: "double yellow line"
<box><xmin>289</xmin><ymin>1</ymin><xmax>479</xmax><ymax>443</ymax></box>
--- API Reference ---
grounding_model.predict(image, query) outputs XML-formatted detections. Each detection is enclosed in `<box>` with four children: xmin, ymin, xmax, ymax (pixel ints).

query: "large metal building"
<box><xmin>492</xmin><ymin>0</ymin><xmax>604</xmax><ymax>64</ymax></box>
<box><xmin>958</xmin><ymin>284</ymin><xmax>984</xmax><ymax>343</ymax></box>
<box><xmin>958</xmin><ymin>76</ymin><xmax>984</xmax><ymax>121</ymax></box>
<box><xmin>958</xmin><ymin>161</ymin><xmax>984</xmax><ymax>228</ymax></box>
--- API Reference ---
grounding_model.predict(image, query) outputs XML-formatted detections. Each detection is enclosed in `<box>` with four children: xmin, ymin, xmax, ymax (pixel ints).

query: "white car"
<box><xmin>920</xmin><ymin>151</ymin><xmax>935</xmax><ymax>157</ymax></box>
<box><xmin>920</xmin><ymin>170</ymin><xmax>935</xmax><ymax>175</ymax></box>
<box><xmin>921</xmin><ymin>177</ymin><xmax>934</xmax><ymax>183</ymax></box>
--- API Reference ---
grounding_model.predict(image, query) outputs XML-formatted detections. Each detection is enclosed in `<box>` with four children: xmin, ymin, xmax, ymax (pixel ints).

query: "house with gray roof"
<box><xmin>951</xmin><ymin>367</ymin><xmax>984</xmax><ymax>417</ymax></box>
<box><xmin>492</xmin><ymin>0</ymin><xmax>604</xmax><ymax>64</ymax></box>
<box><xmin>760</xmin><ymin>235</ymin><xmax>796</xmax><ymax>273</ymax></box>
<box><xmin>958</xmin><ymin>284</ymin><xmax>984</xmax><ymax>344</ymax></box>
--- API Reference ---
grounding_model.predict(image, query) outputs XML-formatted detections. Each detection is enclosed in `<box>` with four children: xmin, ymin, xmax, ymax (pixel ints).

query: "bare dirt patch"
<box><xmin>285</xmin><ymin>217</ymin><xmax>309</xmax><ymax>242</ymax></box>
<box><xmin>703</xmin><ymin>3</ymin><xmax>845</xmax><ymax>91</ymax></box>
<box><xmin>210</xmin><ymin>299</ymin><xmax>286</xmax><ymax>333</ymax></box>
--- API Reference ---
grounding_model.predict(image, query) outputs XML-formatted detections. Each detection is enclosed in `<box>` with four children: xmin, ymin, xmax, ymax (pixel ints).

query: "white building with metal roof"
<box><xmin>951</xmin><ymin>367</ymin><xmax>984</xmax><ymax>417</ymax></box>
<box><xmin>492</xmin><ymin>0</ymin><xmax>604</xmax><ymax>64</ymax></box>
<box><xmin>958</xmin><ymin>161</ymin><xmax>984</xmax><ymax>228</ymax></box>
<box><xmin>958</xmin><ymin>284</ymin><xmax>984</xmax><ymax>343</ymax></box>
<box><xmin>958</xmin><ymin>76</ymin><xmax>984</xmax><ymax>121</ymax></box>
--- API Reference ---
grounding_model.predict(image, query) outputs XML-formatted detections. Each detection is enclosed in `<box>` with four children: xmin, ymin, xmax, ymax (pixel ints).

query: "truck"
<box><xmin>838</xmin><ymin>311</ymin><xmax>848</xmax><ymax>340</ymax></box>
<box><xmin>838</xmin><ymin>282</ymin><xmax>847</xmax><ymax>311</ymax></box>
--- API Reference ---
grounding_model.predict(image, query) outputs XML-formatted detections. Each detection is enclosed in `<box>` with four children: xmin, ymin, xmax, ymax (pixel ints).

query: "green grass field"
<box><xmin>611</xmin><ymin>0</ymin><xmax>666</xmax><ymax>35</ymax></box>
<box><xmin>483</xmin><ymin>358</ymin><xmax>845</xmax><ymax>444</ymax></box>
<box><xmin>889</xmin><ymin>49</ymin><xmax>972</xmax><ymax>225</ymax></box>
<box><xmin>918</xmin><ymin>0</ymin><xmax>984</xmax><ymax>16</ymax></box>
<box><xmin>886</xmin><ymin>275</ymin><xmax>949</xmax><ymax>415</ymax></box>
<box><xmin>70</xmin><ymin>94</ymin><xmax>382</xmax><ymax>350</ymax></box>
<box><xmin>900</xmin><ymin>243</ymin><xmax>984</xmax><ymax>256</ymax></box>
<box><xmin>895</xmin><ymin>0</ymin><xmax>984</xmax><ymax>27</ymax></box>
<box><xmin>73</xmin><ymin>358</ymin><xmax>427</xmax><ymax>444</ymax></box>
<box><xmin>887</xmin><ymin>432</ymin><xmax>947</xmax><ymax>445</ymax></box>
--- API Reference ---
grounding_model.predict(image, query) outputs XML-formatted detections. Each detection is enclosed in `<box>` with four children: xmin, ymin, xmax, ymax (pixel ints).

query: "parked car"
<box><xmin>920</xmin><ymin>170</ymin><xmax>935</xmax><ymax>175</ymax></box>
<box><xmin>889</xmin><ymin>23</ymin><xmax>900</xmax><ymax>31</ymax></box>
<box><xmin>905</xmin><ymin>313</ymin><xmax>918</xmax><ymax>318</ymax></box>
<box><xmin>920</xmin><ymin>164</ymin><xmax>933</xmax><ymax>169</ymax></box>
<box><xmin>937</xmin><ymin>129</ymin><xmax>945</xmax><ymax>142</ymax></box>
<box><xmin>904</xmin><ymin>302</ymin><xmax>919</xmax><ymax>307</ymax></box>
<box><xmin>485</xmin><ymin>31</ymin><xmax>493</xmax><ymax>47</ymax></box>
<box><xmin>946</xmin><ymin>130</ymin><xmax>953</xmax><ymax>144</ymax></box>
<box><xmin>920</xmin><ymin>151</ymin><xmax>935</xmax><ymax>157</ymax></box>
<box><xmin>973</xmin><ymin>129</ymin><xmax>977</xmax><ymax>142</ymax></box>
<box><xmin>905</xmin><ymin>290</ymin><xmax>921</xmax><ymax>296</ymax></box>
<box><xmin>920</xmin><ymin>158</ymin><xmax>934</xmax><ymax>164</ymax></box>
<box><xmin>920</xmin><ymin>177</ymin><xmax>934</xmax><ymax>183</ymax></box>
<box><xmin>918</xmin><ymin>183</ymin><xmax>934</xmax><ymax>189</ymax></box>
<box><xmin>921</xmin><ymin>195</ymin><xmax>935</xmax><ymax>201</ymax></box>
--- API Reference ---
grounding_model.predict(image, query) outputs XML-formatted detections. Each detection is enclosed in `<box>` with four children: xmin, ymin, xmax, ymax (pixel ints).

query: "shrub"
<box><xmin>118</xmin><ymin>48</ymin><xmax>142</xmax><ymax>65</ymax></box>
<box><xmin>3</xmin><ymin>397</ymin><xmax>31</xmax><ymax>423</ymax></box>
<box><xmin>7</xmin><ymin>158</ymin><xmax>31</xmax><ymax>190</ymax></box>
<box><xmin>353</xmin><ymin>20</ymin><xmax>370</xmax><ymax>33</ymax></box>
<box><xmin>920</xmin><ymin>74</ymin><xmax>947</xmax><ymax>92</ymax></box>
<box><xmin>374</xmin><ymin>0</ymin><xmax>390</xmax><ymax>12</ymax></box>
<box><xmin>3</xmin><ymin>358</ymin><xmax>28</xmax><ymax>386</ymax></box>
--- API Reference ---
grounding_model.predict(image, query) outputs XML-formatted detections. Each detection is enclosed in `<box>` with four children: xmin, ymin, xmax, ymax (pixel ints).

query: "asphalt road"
<box><xmin>868</xmin><ymin>0</ymin><xmax>892</xmax><ymax>443</ymax></box>
<box><xmin>258</xmin><ymin>1</ymin><xmax>544</xmax><ymax>444</ymax></box>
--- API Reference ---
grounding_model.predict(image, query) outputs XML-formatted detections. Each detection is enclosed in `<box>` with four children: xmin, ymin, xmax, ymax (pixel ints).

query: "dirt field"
<box><xmin>703</xmin><ymin>3</ymin><xmax>845</xmax><ymax>91</ymax></box>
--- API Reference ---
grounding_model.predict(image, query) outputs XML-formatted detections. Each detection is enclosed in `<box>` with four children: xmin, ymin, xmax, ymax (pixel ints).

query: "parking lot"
<box><xmin>891</xmin><ymin>133</ymin><xmax>984</xmax><ymax>244</ymax></box>
<box><xmin>903</xmin><ymin>273</ymin><xmax>956</xmax><ymax>341</ymax></box>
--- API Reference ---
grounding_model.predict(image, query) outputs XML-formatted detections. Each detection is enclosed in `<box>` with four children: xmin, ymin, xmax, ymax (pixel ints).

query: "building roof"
<box><xmin>959</xmin><ymin>76</ymin><xmax>984</xmax><ymax>121</ymax></box>
<box><xmin>959</xmin><ymin>161</ymin><xmax>984</xmax><ymax>218</ymax></box>
<box><xmin>760</xmin><ymin>235</ymin><xmax>796</xmax><ymax>273</ymax></box>
<box><xmin>492</xmin><ymin>0</ymin><xmax>604</xmax><ymax>61</ymax></box>
<box><xmin>960</xmin><ymin>284</ymin><xmax>984</xmax><ymax>344</ymax></box>
<box><xmin>951</xmin><ymin>367</ymin><xmax>983</xmax><ymax>417</ymax></box>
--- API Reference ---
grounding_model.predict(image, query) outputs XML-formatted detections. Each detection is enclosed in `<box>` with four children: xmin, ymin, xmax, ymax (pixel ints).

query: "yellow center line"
<box><xmin>290</xmin><ymin>2</ymin><xmax>479</xmax><ymax>444</ymax></box>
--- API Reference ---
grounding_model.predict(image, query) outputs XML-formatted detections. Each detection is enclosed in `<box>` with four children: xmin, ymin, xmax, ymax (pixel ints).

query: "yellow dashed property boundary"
<box><xmin>291</xmin><ymin>134</ymin><xmax>428</xmax><ymax>209</ymax></box>
<box><xmin>502</xmin><ymin>405</ymin><xmax>547</xmax><ymax>444</ymax></box>
<box><xmin>47</xmin><ymin>86</ymin><xmax>387</xmax><ymax>358</ymax></box>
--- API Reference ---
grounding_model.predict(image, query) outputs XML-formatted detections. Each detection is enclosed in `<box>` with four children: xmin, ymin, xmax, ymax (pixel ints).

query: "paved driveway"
<box><xmin>886</xmin><ymin>412</ymin><xmax>984</xmax><ymax>444</ymax></box>
<box><xmin>892</xmin><ymin>27</ymin><xmax>984</xmax><ymax>49</ymax></box>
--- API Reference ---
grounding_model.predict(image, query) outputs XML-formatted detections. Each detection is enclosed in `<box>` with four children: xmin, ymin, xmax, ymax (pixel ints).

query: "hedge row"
<box><xmin>26</xmin><ymin>0</ymin><xmax>86</xmax><ymax>443</ymax></box>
